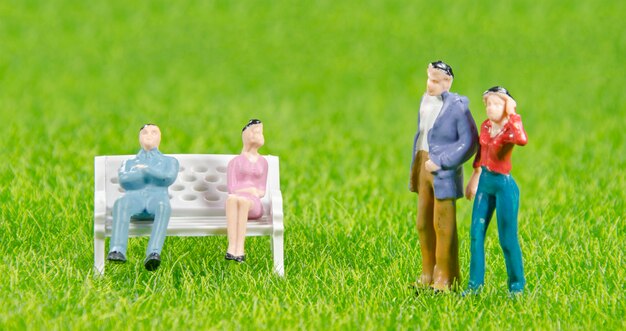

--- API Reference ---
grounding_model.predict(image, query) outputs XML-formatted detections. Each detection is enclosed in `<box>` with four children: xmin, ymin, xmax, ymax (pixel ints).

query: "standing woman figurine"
<box><xmin>465</xmin><ymin>87</ymin><xmax>528</xmax><ymax>294</ymax></box>
<box><xmin>225</xmin><ymin>119</ymin><xmax>268</xmax><ymax>262</ymax></box>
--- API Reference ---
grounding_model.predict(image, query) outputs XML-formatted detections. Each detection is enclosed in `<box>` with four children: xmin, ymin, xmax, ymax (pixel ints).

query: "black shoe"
<box><xmin>225</xmin><ymin>253</ymin><xmax>245</xmax><ymax>263</ymax></box>
<box><xmin>144</xmin><ymin>253</ymin><xmax>161</xmax><ymax>271</ymax></box>
<box><xmin>107</xmin><ymin>251</ymin><xmax>127</xmax><ymax>263</ymax></box>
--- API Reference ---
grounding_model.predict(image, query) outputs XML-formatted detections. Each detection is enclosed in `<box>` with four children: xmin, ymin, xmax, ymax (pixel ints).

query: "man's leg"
<box><xmin>143</xmin><ymin>197</ymin><xmax>172</xmax><ymax>271</ymax></box>
<box><xmin>146</xmin><ymin>197</ymin><xmax>172</xmax><ymax>256</ymax></box>
<box><xmin>416</xmin><ymin>152</ymin><xmax>436</xmax><ymax>285</ymax></box>
<box><xmin>432</xmin><ymin>198</ymin><xmax>458</xmax><ymax>290</ymax></box>
<box><xmin>109</xmin><ymin>194</ymin><xmax>144</xmax><ymax>257</ymax></box>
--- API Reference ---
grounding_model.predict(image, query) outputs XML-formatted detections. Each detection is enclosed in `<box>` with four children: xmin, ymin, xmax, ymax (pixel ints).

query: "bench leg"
<box><xmin>271</xmin><ymin>234</ymin><xmax>284</xmax><ymax>276</ymax></box>
<box><xmin>94</xmin><ymin>236</ymin><xmax>105</xmax><ymax>276</ymax></box>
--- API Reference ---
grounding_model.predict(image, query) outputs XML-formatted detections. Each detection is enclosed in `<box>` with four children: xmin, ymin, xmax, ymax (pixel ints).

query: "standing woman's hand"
<box><xmin>504</xmin><ymin>94</ymin><xmax>517</xmax><ymax>116</ymax></box>
<box><xmin>465</xmin><ymin>167</ymin><xmax>481</xmax><ymax>200</ymax></box>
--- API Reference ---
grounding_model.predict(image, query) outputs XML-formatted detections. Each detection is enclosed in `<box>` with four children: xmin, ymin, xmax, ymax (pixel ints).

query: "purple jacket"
<box><xmin>410</xmin><ymin>91</ymin><xmax>478</xmax><ymax>199</ymax></box>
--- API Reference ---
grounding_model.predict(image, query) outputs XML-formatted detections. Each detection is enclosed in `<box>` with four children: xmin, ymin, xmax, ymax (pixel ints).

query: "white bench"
<box><xmin>94</xmin><ymin>154</ymin><xmax>284</xmax><ymax>276</ymax></box>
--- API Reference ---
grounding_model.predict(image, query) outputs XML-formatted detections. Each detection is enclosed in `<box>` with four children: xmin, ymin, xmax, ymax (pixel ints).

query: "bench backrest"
<box><xmin>95</xmin><ymin>154</ymin><xmax>280</xmax><ymax>218</ymax></box>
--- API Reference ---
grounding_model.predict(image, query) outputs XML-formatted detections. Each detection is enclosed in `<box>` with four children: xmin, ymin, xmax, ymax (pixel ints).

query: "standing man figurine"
<box><xmin>107</xmin><ymin>124</ymin><xmax>179</xmax><ymax>271</ymax></box>
<box><xmin>409</xmin><ymin>61</ymin><xmax>478</xmax><ymax>291</ymax></box>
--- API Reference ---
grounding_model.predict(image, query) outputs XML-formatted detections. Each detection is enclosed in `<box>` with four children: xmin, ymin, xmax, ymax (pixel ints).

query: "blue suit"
<box><xmin>410</xmin><ymin>91</ymin><xmax>478</xmax><ymax>199</ymax></box>
<box><xmin>109</xmin><ymin>148</ymin><xmax>179</xmax><ymax>257</ymax></box>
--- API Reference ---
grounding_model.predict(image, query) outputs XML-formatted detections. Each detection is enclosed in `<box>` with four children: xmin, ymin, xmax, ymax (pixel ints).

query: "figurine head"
<box><xmin>483</xmin><ymin>86</ymin><xmax>515</xmax><ymax>124</ymax></box>
<box><xmin>426</xmin><ymin>61</ymin><xmax>454</xmax><ymax>96</ymax></box>
<box><xmin>139</xmin><ymin>124</ymin><xmax>161</xmax><ymax>151</ymax></box>
<box><xmin>242</xmin><ymin>119</ymin><xmax>264</xmax><ymax>149</ymax></box>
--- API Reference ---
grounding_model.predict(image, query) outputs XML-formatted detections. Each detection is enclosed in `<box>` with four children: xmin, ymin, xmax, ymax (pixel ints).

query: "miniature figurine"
<box><xmin>225</xmin><ymin>119</ymin><xmax>268</xmax><ymax>262</ymax></box>
<box><xmin>107</xmin><ymin>124</ymin><xmax>179</xmax><ymax>271</ymax></box>
<box><xmin>464</xmin><ymin>86</ymin><xmax>528</xmax><ymax>294</ymax></box>
<box><xmin>409</xmin><ymin>61</ymin><xmax>478</xmax><ymax>291</ymax></box>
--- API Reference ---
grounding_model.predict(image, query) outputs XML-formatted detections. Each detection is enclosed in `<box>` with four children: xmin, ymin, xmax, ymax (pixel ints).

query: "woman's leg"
<box><xmin>495</xmin><ymin>176</ymin><xmax>525</xmax><ymax>293</ymax></box>
<box><xmin>225</xmin><ymin>195</ymin><xmax>240</xmax><ymax>255</ymax></box>
<box><xmin>235</xmin><ymin>198</ymin><xmax>251</xmax><ymax>257</ymax></box>
<box><xmin>468</xmin><ymin>184</ymin><xmax>496</xmax><ymax>290</ymax></box>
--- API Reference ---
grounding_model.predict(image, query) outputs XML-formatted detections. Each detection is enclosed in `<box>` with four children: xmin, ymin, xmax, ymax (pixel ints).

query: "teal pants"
<box><xmin>468</xmin><ymin>167</ymin><xmax>525</xmax><ymax>293</ymax></box>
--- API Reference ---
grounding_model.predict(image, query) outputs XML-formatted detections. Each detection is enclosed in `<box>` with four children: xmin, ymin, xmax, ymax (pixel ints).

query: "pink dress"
<box><xmin>227</xmin><ymin>154</ymin><xmax>269</xmax><ymax>220</ymax></box>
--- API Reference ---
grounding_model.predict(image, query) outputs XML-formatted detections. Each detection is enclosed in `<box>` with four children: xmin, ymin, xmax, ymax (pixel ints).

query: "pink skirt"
<box><xmin>237</xmin><ymin>193</ymin><xmax>263</xmax><ymax>220</ymax></box>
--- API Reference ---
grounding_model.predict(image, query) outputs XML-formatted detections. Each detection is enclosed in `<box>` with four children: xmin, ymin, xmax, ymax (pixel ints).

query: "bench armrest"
<box><xmin>94</xmin><ymin>191</ymin><xmax>107</xmax><ymax>224</ymax></box>
<box><xmin>269</xmin><ymin>189</ymin><xmax>284</xmax><ymax>234</ymax></box>
<box><xmin>94</xmin><ymin>156</ymin><xmax>107</xmax><ymax>225</ymax></box>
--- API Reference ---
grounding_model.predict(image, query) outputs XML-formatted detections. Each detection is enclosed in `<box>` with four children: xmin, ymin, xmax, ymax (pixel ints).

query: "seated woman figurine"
<box><xmin>225</xmin><ymin>119</ymin><xmax>268</xmax><ymax>262</ymax></box>
<box><xmin>465</xmin><ymin>87</ymin><xmax>528</xmax><ymax>294</ymax></box>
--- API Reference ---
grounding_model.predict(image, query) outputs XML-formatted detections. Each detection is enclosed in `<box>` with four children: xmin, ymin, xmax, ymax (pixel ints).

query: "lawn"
<box><xmin>0</xmin><ymin>0</ymin><xmax>624</xmax><ymax>329</ymax></box>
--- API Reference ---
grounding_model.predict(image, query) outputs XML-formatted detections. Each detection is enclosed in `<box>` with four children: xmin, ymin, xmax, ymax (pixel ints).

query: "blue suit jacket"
<box><xmin>410</xmin><ymin>91</ymin><xmax>478</xmax><ymax>199</ymax></box>
<box><xmin>119</xmin><ymin>149</ymin><xmax>179</xmax><ymax>198</ymax></box>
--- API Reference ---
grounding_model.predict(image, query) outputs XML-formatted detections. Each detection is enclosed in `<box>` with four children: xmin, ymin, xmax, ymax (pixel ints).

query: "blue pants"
<box><xmin>109</xmin><ymin>191</ymin><xmax>172</xmax><ymax>257</ymax></box>
<box><xmin>468</xmin><ymin>167</ymin><xmax>525</xmax><ymax>293</ymax></box>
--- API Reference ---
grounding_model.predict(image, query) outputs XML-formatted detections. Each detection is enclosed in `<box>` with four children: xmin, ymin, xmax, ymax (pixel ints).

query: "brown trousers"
<box><xmin>410</xmin><ymin>151</ymin><xmax>460</xmax><ymax>290</ymax></box>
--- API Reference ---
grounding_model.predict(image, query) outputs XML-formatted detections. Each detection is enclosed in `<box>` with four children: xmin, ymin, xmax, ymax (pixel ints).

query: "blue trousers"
<box><xmin>468</xmin><ymin>167</ymin><xmax>525</xmax><ymax>293</ymax></box>
<box><xmin>109</xmin><ymin>191</ymin><xmax>172</xmax><ymax>257</ymax></box>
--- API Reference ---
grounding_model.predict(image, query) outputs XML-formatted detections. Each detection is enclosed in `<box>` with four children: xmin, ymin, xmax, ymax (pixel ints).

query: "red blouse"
<box><xmin>472</xmin><ymin>114</ymin><xmax>528</xmax><ymax>174</ymax></box>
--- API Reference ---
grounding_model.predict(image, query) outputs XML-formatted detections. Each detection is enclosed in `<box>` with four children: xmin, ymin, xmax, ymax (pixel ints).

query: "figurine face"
<box><xmin>243</xmin><ymin>123</ymin><xmax>264</xmax><ymax>148</ymax></box>
<box><xmin>139</xmin><ymin>125</ymin><xmax>161</xmax><ymax>151</ymax></box>
<box><xmin>484</xmin><ymin>94</ymin><xmax>507</xmax><ymax>124</ymax></box>
<box><xmin>426</xmin><ymin>66</ymin><xmax>452</xmax><ymax>96</ymax></box>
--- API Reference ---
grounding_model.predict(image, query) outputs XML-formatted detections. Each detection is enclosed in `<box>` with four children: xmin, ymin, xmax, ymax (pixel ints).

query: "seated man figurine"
<box><xmin>107</xmin><ymin>124</ymin><xmax>179</xmax><ymax>271</ymax></box>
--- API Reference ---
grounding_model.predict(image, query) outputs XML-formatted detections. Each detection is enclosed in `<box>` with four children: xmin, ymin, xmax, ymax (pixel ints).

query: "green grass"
<box><xmin>1</xmin><ymin>0</ymin><xmax>625</xmax><ymax>329</ymax></box>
